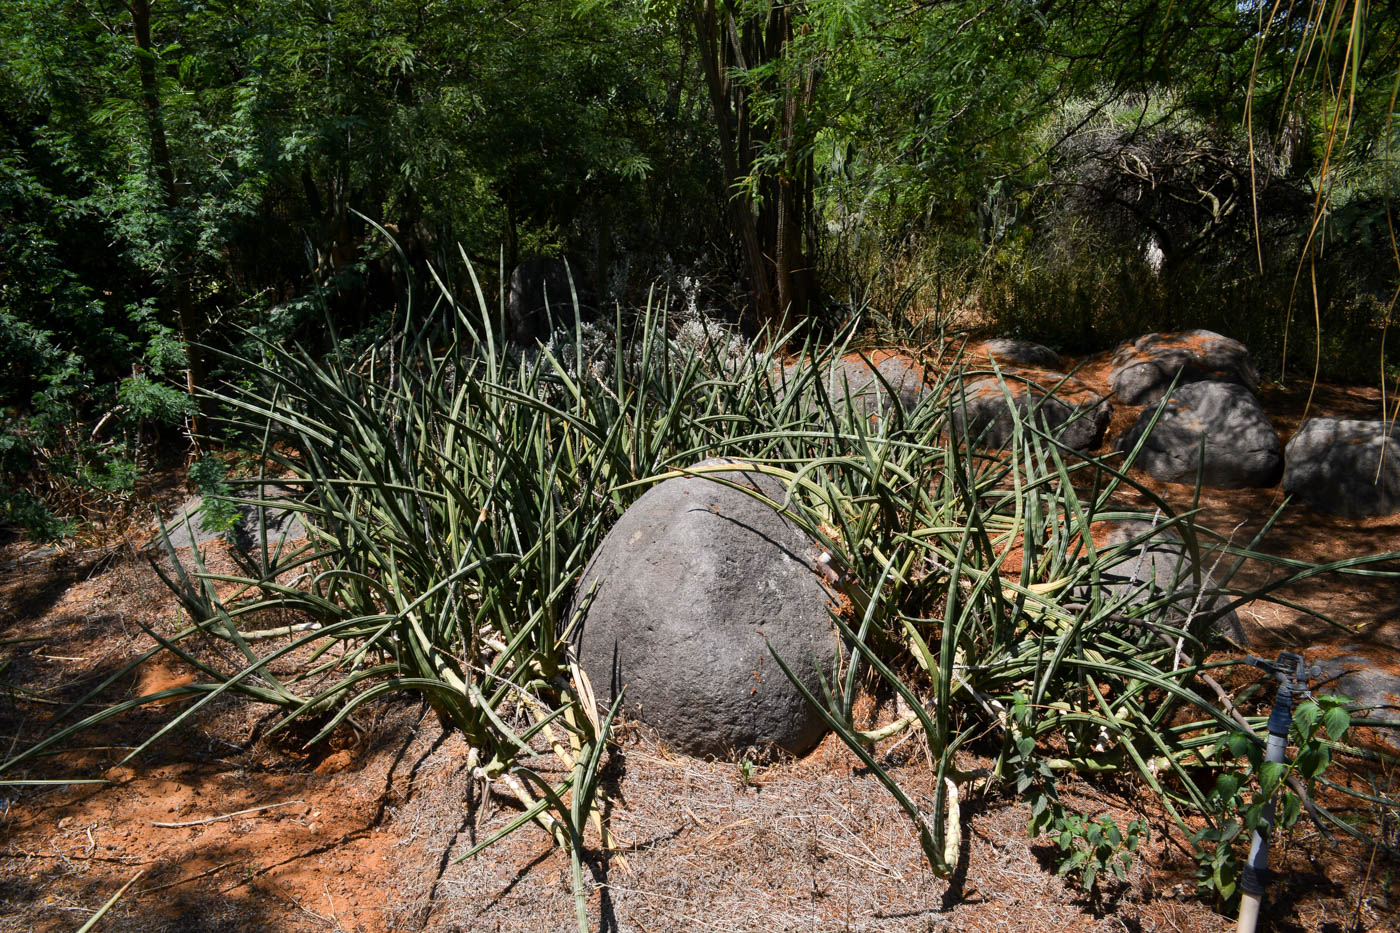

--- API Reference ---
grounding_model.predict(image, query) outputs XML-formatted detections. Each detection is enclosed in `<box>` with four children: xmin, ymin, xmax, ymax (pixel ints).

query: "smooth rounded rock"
<box><xmin>1115</xmin><ymin>382</ymin><xmax>1283</xmax><ymax>488</ymax></box>
<box><xmin>950</xmin><ymin>374</ymin><xmax>1110</xmax><ymax>451</ymax></box>
<box><xmin>780</xmin><ymin>352</ymin><xmax>931</xmax><ymax>418</ymax></box>
<box><xmin>1283</xmin><ymin>419</ymin><xmax>1400</xmax><ymax>518</ymax></box>
<box><xmin>978</xmin><ymin>338</ymin><xmax>1060</xmax><ymax>370</ymax></box>
<box><xmin>1092</xmin><ymin>520</ymin><xmax>1247</xmax><ymax>647</ymax></box>
<box><xmin>1109</xmin><ymin>330</ymin><xmax>1259</xmax><ymax>405</ymax></box>
<box><xmin>571</xmin><ymin>460</ymin><xmax>839</xmax><ymax>759</ymax></box>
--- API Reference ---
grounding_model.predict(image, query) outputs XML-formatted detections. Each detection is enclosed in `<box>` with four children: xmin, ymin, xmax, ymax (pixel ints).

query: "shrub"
<box><xmin>969</xmin><ymin>93</ymin><xmax>1400</xmax><ymax>381</ymax></box>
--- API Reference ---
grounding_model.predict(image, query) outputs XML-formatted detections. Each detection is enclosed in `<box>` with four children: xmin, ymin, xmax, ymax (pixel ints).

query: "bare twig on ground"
<box><xmin>150</xmin><ymin>799</ymin><xmax>303</xmax><ymax>828</ymax></box>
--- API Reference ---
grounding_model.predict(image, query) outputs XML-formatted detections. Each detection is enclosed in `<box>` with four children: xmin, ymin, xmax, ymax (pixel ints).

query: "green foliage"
<box><xmin>1192</xmin><ymin>816</ymin><xmax>1247</xmax><ymax>904</ymax></box>
<box><xmin>0</xmin><ymin>489</ymin><xmax>74</xmax><ymax>544</ymax></box>
<box><xmin>116</xmin><ymin>374</ymin><xmax>193</xmax><ymax>425</ymax></box>
<box><xmin>0</xmin><ymin>294</ymin><xmax>192</xmax><ymax>535</ymax></box>
<box><xmin>1053</xmin><ymin>814</ymin><xmax>1149</xmax><ymax>892</ymax></box>
<box><xmin>4</xmin><ymin>0</ymin><xmax>1397</xmax><ymax>544</ymax></box>
<box><xmin>967</xmin><ymin>88</ymin><xmax>1400</xmax><ymax>378</ymax></box>
<box><xmin>811</xmin><ymin>4</ymin><xmax>1400</xmax><ymax>377</ymax></box>
<box><xmin>1192</xmin><ymin>694</ymin><xmax>1357</xmax><ymax>905</ymax></box>
<box><xmin>188</xmin><ymin>456</ymin><xmax>240</xmax><ymax>535</ymax></box>
<box><xmin>1007</xmin><ymin>691</ymin><xmax>1147</xmax><ymax>892</ymax></box>
<box><xmin>0</xmin><ymin>0</ymin><xmax>725</xmax><ymax>540</ymax></box>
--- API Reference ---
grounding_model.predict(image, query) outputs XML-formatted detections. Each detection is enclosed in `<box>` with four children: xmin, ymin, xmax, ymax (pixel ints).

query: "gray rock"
<box><xmin>1094</xmin><ymin>520</ymin><xmax>1247</xmax><ymax>647</ymax></box>
<box><xmin>831</xmin><ymin>355</ymin><xmax>930</xmax><ymax>415</ymax></box>
<box><xmin>1312</xmin><ymin>649</ymin><xmax>1400</xmax><ymax>745</ymax></box>
<box><xmin>17</xmin><ymin>545</ymin><xmax>62</xmax><ymax>565</ymax></box>
<box><xmin>780</xmin><ymin>353</ymin><xmax>931</xmax><ymax>419</ymax></box>
<box><xmin>950</xmin><ymin>374</ymin><xmax>1111</xmax><ymax>450</ymax></box>
<box><xmin>1109</xmin><ymin>330</ymin><xmax>1259</xmax><ymax>405</ymax></box>
<box><xmin>154</xmin><ymin>492</ymin><xmax>307</xmax><ymax>553</ymax></box>
<box><xmin>1115</xmin><ymin>382</ymin><xmax>1283</xmax><ymax>488</ymax></box>
<box><xmin>571</xmin><ymin>459</ymin><xmax>839</xmax><ymax>759</ymax></box>
<box><xmin>507</xmin><ymin>256</ymin><xmax>594</xmax><ymax>346</ymax></box>
<box><xmin>1283</xmin><ymin>419</ymin><xmax>1400</xmax><ymax>518</ymax></box>
<box><xmin>980</xmin><ymin>338</ymin><xmax>1060</xmax><ymax>369</ymax></box>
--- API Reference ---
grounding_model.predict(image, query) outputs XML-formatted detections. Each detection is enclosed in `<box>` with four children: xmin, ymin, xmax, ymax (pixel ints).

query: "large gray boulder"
<box><xmin>571</xmin><ymin>460</ymin><xmax>839</xmax><ymax>759</ymax></box>
<box><xmin>829</xmin><ymin>354</ymin><xmax>930</xmax><ymax>415</ymax></box>
<box><xmin>950</xmin><ymin>374</ymin><xmax>1111</xmax><ymax>451</ymax></box>
<box><xmin>1115</xmin><ymin>382</ymin><xmax>1283</xmax><ymax>488</ymax></box>
<box><xmin>1092</xmin><ymin>520</ymin><xmax>1247</xmax><ymax>647</ymax></box>
<box><xmin>1109</xmin><ymin>330</ymin><xmax>1259</xmax><ymax>405</ymax></box>
<box><xmin>978</xmin><ymin>338</ymin><xmax>1060</xmax><ymax>370</ymax></box>
<box><xmin>1283</xmin><ymin>419</ymin><xmax>1400</xmax><ymax>518</ymax></box>
<box><xmin>507</xmin><ymin>256</ymin><xmax>594</xmax><ymax>346</ymax></box>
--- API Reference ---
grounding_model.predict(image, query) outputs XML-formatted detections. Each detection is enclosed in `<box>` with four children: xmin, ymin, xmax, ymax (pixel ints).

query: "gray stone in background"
<box><xmin>1311</xmin><ymin>649</ymin><xmax>1400</xmax><ymax>747</ymax></box>
<box><xmin>1114</xmin><ymin>382</ymin><xmax>1283</xmax><ymax>488</ymax></box>
<box><xmin>780</xmin><ymin>353</ymin><xmax>931</xmax><ymax>418</ymax></box>
<box><xmin>832</xmin><ymin>355</ymin><xmax>930</xmax><ymax>414</ymax></box>
<box><xmin>1283</xmin><ymin>419</ymin><xmax>1400</xmax><ymax>518</ymax></box>
<box><xmin>1109</xmin><ymin>330</ymin><xmax>1260</xmax><ymax>405</ymax></box>
<box><xmin>571</xmin><ymin>459</ymin><xmax>838</xmax><ymax>759</ymax></box>
<box><xmin>154</xmin><ymin>491</ymin><xmax>307</xmax><ymax>553</ymax></box>
<box><xmin>950</xmin><ymin>375</ymin><xmax>1111</xmax><ymax>451</ymax></box>
<box><xmin>980</xmin><ymin>337</ymin><xmax>1060</xmax><ymax>370</ymax></box>
<box><xmin>1093</xmin><ymin>520</ymin><xmax>1248</xmax><ymax>647</ymax></box>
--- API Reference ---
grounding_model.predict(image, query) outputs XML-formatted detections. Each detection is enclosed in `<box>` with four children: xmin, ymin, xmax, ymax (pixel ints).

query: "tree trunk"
<box><xmin>773</xmin><ymin>12</ymin><xmax>817</xmax><ymax>327</ymax></box>
<box><xmin>692</xmin><ymin>0</ymin><xmax>792</xmax><ymax>334</ymax></box>
<box><xmin>504</xmin><ymin>191</ymin><xmax>520</xmax><ymax>274</ymax></box>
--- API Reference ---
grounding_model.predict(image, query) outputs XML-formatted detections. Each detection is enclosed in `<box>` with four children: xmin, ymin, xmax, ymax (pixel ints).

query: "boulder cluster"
<box><xmin>567</xmin><ymin>330</ymin><xmax>1400</xmax><ymax>760</ymax></box>
<box><xmin>960</xmin><ymin>330</ymin><xmax>1282</xmax><ymax>486</ymax></box>
<box><xmin>966</xmin><ymin>328</ymin><xmax>1400</xmax><ymax>518</ymax></box>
